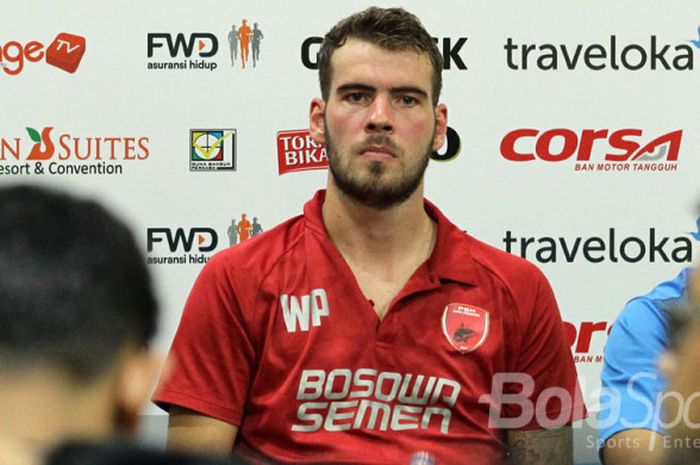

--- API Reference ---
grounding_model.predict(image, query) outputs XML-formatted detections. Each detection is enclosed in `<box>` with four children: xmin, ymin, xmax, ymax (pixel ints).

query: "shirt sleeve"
<box><xmin>504</xmin><ymin>267</ymin><xmax>587</xmax><ymax>429</ymax></box>
<box><xmin>598</xmin><ymin>297</ymin><xmax>667</xmax><ymax>445</ymax></box>
<box><xmin>152</xmin><ymin>253</ymin><xmax>256</xmax><ymax>426</ymax></box>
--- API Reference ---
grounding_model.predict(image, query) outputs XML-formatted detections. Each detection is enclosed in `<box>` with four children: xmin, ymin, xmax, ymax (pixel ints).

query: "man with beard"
<box><xmin>154</xmin><ymin>7</ymin><xmax>584</xmax><ymax>465</ymax></box>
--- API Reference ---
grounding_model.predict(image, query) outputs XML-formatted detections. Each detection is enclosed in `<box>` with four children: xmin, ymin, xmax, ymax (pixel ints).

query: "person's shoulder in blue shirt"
<box><xmin>598</xmin><ymin>268</ymin><xmax>689</xmax><ymax>464</ymax></box>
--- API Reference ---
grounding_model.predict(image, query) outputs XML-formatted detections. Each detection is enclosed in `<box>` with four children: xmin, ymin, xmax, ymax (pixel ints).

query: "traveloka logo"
<box><xmin>0</xmin><ymin>126</ymin><xmax>150</xmax><ymax>176</ymax></box>
<box><xmin>276</xmin><ymin>128</ymin><xmax>462</xmax><ymax>175</ymax></box>
<box><xmin>0</xmin><ymin>33</ymin><xmax>86</xmax><ymax>75</ymax></box>
<box><xmin>190</xmin><ymin>129</ymin><xmax>236</xmax><ymax>171</ymax></box>
<box><xmin>500</xmin><ymin>128</ymin><xmax>682</xmax><ymax>172</ymax></box>
<box><xmin>504</xmin><ymin>26</ymin><xmax>698</xmax><ymax>71</ymax></box>
<box><xmin>691</xmin><ymin>26</ymin><xmax>700</xmax><ymax>49</ymax></box>
<box><xmin>503</xmin><ymin>222</ymin><xmax>696</xmax><ymax>264</ymax></box>
<box><xmin>147</xmin><ymin>19</ymin><xmax>264</xmax><ymax>71</ymax></box>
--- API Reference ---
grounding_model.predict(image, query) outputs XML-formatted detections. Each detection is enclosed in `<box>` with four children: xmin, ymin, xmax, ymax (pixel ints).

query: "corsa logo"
<box><xmin>500</xmin><ymin>128</ymin><xmax>682</xmax><ymax>163</ymax></box>
<box><xmin>0</xmin><ymin>33</ymin><xmax>86</xmax><ymax>75</ymax></box>
<box><xmin>563</xmin><ymin>321</ymin><xmax>612</xmax><ymax>363</ymax></box>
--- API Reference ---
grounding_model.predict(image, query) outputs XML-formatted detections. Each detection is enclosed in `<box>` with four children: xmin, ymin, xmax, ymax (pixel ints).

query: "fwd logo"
<box><xmin>146</xmin><ymin>227</ymin><xmax>218</xmax><ymax>252</ymax></box>
<box><xmin>300</xmin><ymin>37</ymin><xmax>467</xmax><ymax>70</ymax></box>
<box><xmin>147</xmin><ymin>33</ymin><xmax>218</xmax><ymax>58</ymax></box>
<box><xmin>280</xmin><ymin>288</ymin><xmax>329</xmax><ymax>333</ymax></box>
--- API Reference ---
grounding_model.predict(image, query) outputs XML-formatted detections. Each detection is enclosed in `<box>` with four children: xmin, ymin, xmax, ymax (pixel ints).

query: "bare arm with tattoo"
<box><xmin>507</xmin><ymin>426</ymin><xmax>573</xmax><ymax>465</ymax></box>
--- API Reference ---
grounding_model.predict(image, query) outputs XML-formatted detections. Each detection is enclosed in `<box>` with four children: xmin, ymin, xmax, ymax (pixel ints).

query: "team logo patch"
<box><xmin>441</xmin><ymin>303</ymin><xmax>489</xmax><ymax>353</ymax></box>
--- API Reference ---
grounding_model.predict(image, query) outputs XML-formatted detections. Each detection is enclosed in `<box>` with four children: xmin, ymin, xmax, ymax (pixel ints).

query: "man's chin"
<box><xmin>338</xmin><ymin>181</ymin><xmax>417</xmax><ymax>210</ymax></box>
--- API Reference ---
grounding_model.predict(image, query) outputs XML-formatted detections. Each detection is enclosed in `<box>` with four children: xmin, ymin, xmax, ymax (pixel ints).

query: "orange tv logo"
<box><xmin>0</xmin><ymin>33</ymin><xmax>86</xmax><ymax>75</ymax></box>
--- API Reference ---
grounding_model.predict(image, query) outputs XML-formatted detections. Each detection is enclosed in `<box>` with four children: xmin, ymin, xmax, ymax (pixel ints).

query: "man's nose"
<box><xmin>365</xmin><ymin>95</ymin><xmax>393</xmax><ymax>133</ymax></box>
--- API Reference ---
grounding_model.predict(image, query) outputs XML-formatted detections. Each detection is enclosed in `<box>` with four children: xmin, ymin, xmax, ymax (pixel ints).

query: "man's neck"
<box><xmin>322</xmin><ymin>180</ymin><xmax>435</xmax><ymax>263</ymax></box>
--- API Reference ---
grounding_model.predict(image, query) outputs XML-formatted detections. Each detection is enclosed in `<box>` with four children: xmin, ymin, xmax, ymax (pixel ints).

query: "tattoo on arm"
<box><xmin>507</xmin><ymin>426</ymin><xmax>573</xmax><ymax>465</ymax></box>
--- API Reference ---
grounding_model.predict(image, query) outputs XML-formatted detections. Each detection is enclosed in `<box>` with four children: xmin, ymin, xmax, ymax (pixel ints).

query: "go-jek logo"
<box><xmin>500</xmin><ymin>128</ymin><xmax>682</xmax><ymax>172</ymax></box>
<box><xmin>0</xmin><ymin>33</ymin><xmax>86</xmax><ymax>75</ymax></box>
<box><xmin>302</xmin><ymin>37</ymin><xmax>468</xmax><ymax>70</ymax></box>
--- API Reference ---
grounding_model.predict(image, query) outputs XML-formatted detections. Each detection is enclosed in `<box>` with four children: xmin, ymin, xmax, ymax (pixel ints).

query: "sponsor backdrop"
<box><xmin>2</xmin><ymin>0</ymin><xmax>700</xmax><ymax>463</ymax></box>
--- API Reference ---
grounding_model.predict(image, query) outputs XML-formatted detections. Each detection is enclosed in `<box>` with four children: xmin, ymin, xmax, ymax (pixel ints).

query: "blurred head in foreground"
<box><xmin>0</xmin><ymin>185</ymin><xmax>159</xmax><ymax>465</ymax></box>
<box><xmin>662</xmin><ymin>268</ymin><xmax>700</xmax><ymax>465</ymax></box>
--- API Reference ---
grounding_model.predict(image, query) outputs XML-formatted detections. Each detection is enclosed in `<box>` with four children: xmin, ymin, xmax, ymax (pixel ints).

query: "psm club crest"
<box><xmin>441</xmin><ymin>303</ymin><xmax>489</xmax><ymax>353</ymax></box>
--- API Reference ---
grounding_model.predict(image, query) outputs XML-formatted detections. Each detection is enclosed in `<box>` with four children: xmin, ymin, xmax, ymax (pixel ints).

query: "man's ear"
<box><xmin>309</xmin><ymin>98</ymin><xmax>326</xmax><ymax>145</ymax></box>
<box><xmin>432</xmin><ymin>103</ymin><xmax>448</xmax><ymax>153</ymax></box>
<box><xmin>115</xmin><ymin>348</ymin><xmax>163</xmax><ymax>434</ymax></box>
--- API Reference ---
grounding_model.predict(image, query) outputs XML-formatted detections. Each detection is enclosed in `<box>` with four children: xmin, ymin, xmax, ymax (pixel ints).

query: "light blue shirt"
<box><xmin>598</xmin><ymin>268</ymin><xmax>689</xmax><ymax>448</ymax></box>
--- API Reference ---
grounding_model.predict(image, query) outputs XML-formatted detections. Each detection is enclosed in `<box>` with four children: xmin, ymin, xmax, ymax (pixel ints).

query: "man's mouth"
<box><xmin>360</xmin><ymin>146</ymin><xmax>397</xmax><ymax>158</ymax></box>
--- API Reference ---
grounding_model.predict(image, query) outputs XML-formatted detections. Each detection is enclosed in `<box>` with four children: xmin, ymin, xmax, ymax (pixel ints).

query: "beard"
<box><xmin>326</xmin><ymin>126</ymin><xmax>433</xmax><ymax>210</ymax></box>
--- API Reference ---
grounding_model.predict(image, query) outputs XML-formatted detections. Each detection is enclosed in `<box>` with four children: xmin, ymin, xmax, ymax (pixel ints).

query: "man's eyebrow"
<box><xmin>336</xmin><ymin>83</ymin><xmax>376</xmax><ymax>93</ymax></box>
<box><xmin>388</xmin><ymin>86</ymin><xmax>428</xmax><ymax>98</ymax></box>
<box><xmin>335</xmin><ymin>83</ymin><xmax>428</xmax><ymax>98</ymax></box>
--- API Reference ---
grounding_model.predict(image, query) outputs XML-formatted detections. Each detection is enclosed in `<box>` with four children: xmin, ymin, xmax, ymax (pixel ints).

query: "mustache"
<box><xmin>352</xmin><ymin>135</ymin><xmax>400</xmax><ymax>154</ymax></box>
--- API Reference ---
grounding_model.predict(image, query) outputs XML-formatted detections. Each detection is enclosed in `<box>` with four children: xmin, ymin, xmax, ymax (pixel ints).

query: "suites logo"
<box><xmin>277</xmin><ymin>128</ymin><xmax>461</xmax><ymax>175</ymax></box>
<box><xmin>0</xmin><ymin>126</ymin><xmax>149</xmax><ymax>176</ymax></box>
<box><xmin>0</xmin><ymin>33</ymin><xmax>86</xmax><ymax>75</ymax></box>
<box><xmin>190</xmin><ymin>129</ymin><xmax>236</xmax><ymax>171</ymax></box>
<box><xmin>500</xmin><ymin>128</ymin><xmax>682</xmax><ymax>172</ymax></box>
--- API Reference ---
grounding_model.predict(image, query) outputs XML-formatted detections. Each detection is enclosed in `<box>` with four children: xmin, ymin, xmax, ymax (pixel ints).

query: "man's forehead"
<box><xmin>329</xmin><ymin>38</ymin><xmax>433</xmax><ymax>90</ymax></box>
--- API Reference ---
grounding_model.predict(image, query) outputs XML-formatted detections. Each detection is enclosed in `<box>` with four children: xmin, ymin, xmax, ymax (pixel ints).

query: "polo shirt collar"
<box><xmin>303</xmin><ymin>189</ymin><xmax>478</xmax><ymax>286</ymax></box>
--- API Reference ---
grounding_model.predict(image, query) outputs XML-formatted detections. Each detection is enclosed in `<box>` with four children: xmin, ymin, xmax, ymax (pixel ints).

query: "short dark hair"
<box><xmin>0</xmin><ymin>185</ymin><xmax>157</xmax><ymax>382</ymax></box>
<box><xmin>318</xmin><ymin>7</ymin><xmax>443</xmax><ymax>106</ymax></box>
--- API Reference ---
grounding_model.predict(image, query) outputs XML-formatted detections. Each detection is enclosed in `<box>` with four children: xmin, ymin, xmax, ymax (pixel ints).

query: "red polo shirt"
<box><xmin>154</xmin><ymin>190</ymin><xmax>585</xmax><ymax>465</ymax></box>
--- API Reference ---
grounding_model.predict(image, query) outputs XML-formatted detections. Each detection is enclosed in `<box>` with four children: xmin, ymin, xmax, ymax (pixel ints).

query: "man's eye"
<box><xmin>346</xmin><ymin>93</ymin><xmax>367</xmax><ymax>103</ymax></box>
<box><xmin>399</xmin><ymin>95</ymin><xmax>418</xmax><ymax>106</ymax></box>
